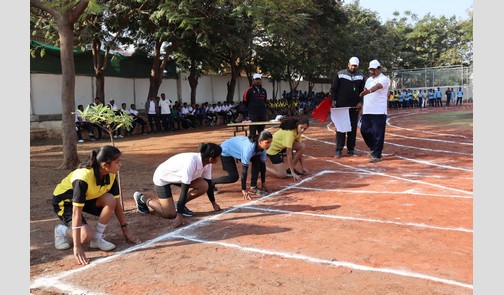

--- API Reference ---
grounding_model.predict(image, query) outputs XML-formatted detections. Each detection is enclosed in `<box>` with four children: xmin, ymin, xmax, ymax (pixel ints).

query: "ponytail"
<box><xmin>199</xmin><ymin>142</ymin><xmax>222</xmax><ymax>160</ymax></box>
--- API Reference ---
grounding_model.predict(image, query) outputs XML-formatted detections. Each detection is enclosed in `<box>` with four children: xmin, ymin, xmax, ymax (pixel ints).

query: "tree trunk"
<box><xmin>187</xmin><ymin>67</ymin><xmax>198</xmax><ymax>104</ymax></box>
<box><xmin>308</xmin><ymin>80</ymin><xmax>314</xmax><ymax>97</ymax></box>
<box><xmin>95</xmin><ymin>70</ymin><xmax>105</xmax><ymax>100</ymax></box>
<box><xmin>226</xmin><ymin>59</ymin><xmax>239</xmax><ymax>103</ymax></box>
<box><xmin>58</xmin><ymin>20</ymin><xmax>80</xmax><ymax>169</ymax></box>
<box><xmin>272</xmin><ymin>80</ymin><xmax>277</xmax><ymax>100</ymax></box>
<box><xmin>92</xmin><ymin>38</ymin><xmax>106</xmax><ymax>100</ymax></box>
<box><xmin>148</xmin><ymin>40</ymin><xmax>168</xmax><ymax>98</ymax></box>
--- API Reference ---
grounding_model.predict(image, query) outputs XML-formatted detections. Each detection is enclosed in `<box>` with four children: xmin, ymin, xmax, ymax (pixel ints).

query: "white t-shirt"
<box><xmin>128</xmin><ymin>108</ymin><xmax>139</xmax><ymax>116</ymax></box>
<box><xmin>147</xmin><ymin>101</ymin><xmax>157</xmax><ymax>114</ymax></box>
<box><xmin>153</xmin><ymin>152</ymin><xmax>212</xmax><ymax>186</ymax></box>
<box><xmin>362</xmin><ymin>73</ymin><xmax>390</xmax><ymax>115</ymax></box>
<box><xmin>159</xmin><ymin>99</ymin><xmax>172</xmax><ymax>115</ymax></box>
<box><xmin>181</xmin><ymin>106</ymin><xmax>191</xmax><ymax>115</ymax></box>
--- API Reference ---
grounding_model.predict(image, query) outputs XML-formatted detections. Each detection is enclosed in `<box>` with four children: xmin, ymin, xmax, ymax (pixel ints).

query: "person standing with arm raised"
<box><xmin>359</xmin><ymin>60</ymin><xmax>390</xmax><ymax>163</ymax></box>
<box><xmin>330</xmin><ymin>56</ymin><xmax>365</xmax><ymax>158</ymax></box>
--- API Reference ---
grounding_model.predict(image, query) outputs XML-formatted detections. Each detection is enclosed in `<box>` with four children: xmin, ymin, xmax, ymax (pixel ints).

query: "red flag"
<box><xmin>311</xmin><ymin>95</ymin><xmax>332</xmax><ymax>122</ymax></box>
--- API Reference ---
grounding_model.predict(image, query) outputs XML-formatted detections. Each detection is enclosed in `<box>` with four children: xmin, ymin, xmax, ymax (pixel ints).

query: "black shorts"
<box><xmin>267</xmin><ymin>153</ymin><xmax>284</xmax><ymax>164</ymax></box>
<box><xmin>154</xmin><ymin>183</ymin><xmax>181</xmax><ymax>199</ymax></box>
<box><xmin>53</xmin><ymin>191</ymin><xmax>103</xmax><ymax>226</ymax></box>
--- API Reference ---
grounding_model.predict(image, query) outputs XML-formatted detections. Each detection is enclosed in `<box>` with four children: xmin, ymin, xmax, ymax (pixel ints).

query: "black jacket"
<box><xmin>243</xmin><ymin>85</ymin><xmax>267</xmax><ymax>115</ymax></box>
<box><xmin>330</xmin><ymin>69</ymin><xmax>365</xmax><ymax>107</ymax></box>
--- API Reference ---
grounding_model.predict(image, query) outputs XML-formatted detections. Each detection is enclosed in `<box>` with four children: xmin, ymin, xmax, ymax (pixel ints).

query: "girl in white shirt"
<box><xmin>133</xmin><ymin>143</ymin><xmax>222</xmax><ymax>228</ymax></box>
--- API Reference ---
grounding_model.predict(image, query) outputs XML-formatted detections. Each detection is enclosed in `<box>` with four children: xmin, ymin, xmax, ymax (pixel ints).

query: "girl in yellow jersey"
<box><xmin>52</xmin><ymin>145</ymin><xmax>141</xmax><ymax>265</ymax></box>
<box><xmin>266</xmin><ymin>117</ymin><xmax>310</xmax><ymax>181</ymax></box>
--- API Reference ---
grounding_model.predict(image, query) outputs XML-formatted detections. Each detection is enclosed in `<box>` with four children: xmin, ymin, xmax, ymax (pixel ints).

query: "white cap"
<box><xmin>253</xmin><ymin>73</ymin><xmax>262</xmax><ymax>80</ymax></box>
<box><xmin>349</xmin><ymin>57</ymin><xmax>359</xmax><ymax>66</ymax></box>
<box><xmin>368</xmin><ymin>59</ymin><xmax>381</xmax><ymax>69</ymax></box>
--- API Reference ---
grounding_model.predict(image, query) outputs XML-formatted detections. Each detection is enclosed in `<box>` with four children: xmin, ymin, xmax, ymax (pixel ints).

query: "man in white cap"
<box><xmin>359</xmin><ymin>59</ymin><xmax>390</xmax><ymax>163</ymax></box>
<box><xmin>243</xmin><ymin>73</ymin><xmax>268</xmax><ymax>137</ymax></box>
<box><xmin>330</xmin><ymin>56</ymin><xmax>366</xmax><ymax>158</ymax></box>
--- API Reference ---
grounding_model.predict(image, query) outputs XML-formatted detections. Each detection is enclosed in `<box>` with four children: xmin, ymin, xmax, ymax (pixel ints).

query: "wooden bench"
<box><xmin>227</xmin><ymin>121</ymin><xmax>281</xmax><ymax>136</ymax></box>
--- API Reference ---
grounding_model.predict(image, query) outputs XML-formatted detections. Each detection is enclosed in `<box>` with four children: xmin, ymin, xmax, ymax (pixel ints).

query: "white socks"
<box><xmin>94</xmin><ymin>222</ymin><xmax>107</xmax><ymax>240</ymax></box>
<box><xmin>57</xmin><ymin>224</ymin><xmax>68</xmax><ymax>236</ymax></box>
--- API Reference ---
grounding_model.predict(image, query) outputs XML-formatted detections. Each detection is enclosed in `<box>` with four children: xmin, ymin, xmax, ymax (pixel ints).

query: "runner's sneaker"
<box><xmin>334</xmin><ymin>151</ymin><xmax>342</xmax><ymax>158</ymax></box>
<box><xmin>293</xmin><ymin>169</ymin><xmax>306</xmax><ymax>176</ymax></box>
<box><xmin>182</xmin><ymin>206</ymin><xmax>195</xmax><ymax>217</ymax></box>
<box><xmin>54</xmin><ymin>225</ymin><xmax>70</xmax><ymax>250</ymax></box>
<box><xmin>133</xmin><ymin>192</ymin><xmax>150</xmax><ymax>214</ymax></box>
<box><xmin>90</xmin><ymin>238</ymin><xmax>116</xmax><ymax>251</ymax></box>
<box><xmin>286</xmin><ymin>168</ymin><xmax>304</xmax><ymax>176</ymax></box>
<box><xmin>248</xmin><ymin>186</ymin><xmax>268</xmax><ymax>196</ymax></box>
<box><xmin>213</xmin><ymin>185</ymin><xmax>220</xmax><ymax>194</ymax></box>
<box><xmin>175</xmin><ymin>201</ymin><xmax>195</xmax><ymax>217</ymax></box>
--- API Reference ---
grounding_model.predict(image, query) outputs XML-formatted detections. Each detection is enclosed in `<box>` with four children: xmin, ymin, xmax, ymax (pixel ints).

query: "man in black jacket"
<box><xmin>330</xmin><ymin>57</ymin><xmax>366</xmax><ymax>158</ymax></box>
<box><xmin>243</xmin><ymin>73</ymin><xmax>268</xmax><ymax>138</ymax></box>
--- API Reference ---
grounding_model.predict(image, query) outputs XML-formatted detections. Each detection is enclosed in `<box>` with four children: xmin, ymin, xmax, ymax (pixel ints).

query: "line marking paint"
<box><xmin>291</xmin><ymin>186</ymin><xmax>473</xmax><ymax>199</ymax></box>
<box><xmin>386</xmin><ymin>132</ymin><xmax>472</xmax><ymax>146</ymax></box>
<box><xmin>244</xmin><ymin>205</ymin><xmax>472</xmax><ymax>233</ymax></box>
<box><xmin>30</xmin><ymin>172</ymin><xmax>328</xmax><ymax>292</ymax></box>
<box><xmin>304</xmin><ymin>157</ymin><xmax>473</xmax><ymax>195</ymax></box>
<box><xmin>174</xmin><ymin>235</ymin><xmax>473</xmax><ymax>290</ymax></box>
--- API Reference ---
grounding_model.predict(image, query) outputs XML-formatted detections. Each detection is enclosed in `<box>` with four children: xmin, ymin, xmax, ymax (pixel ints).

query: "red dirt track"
<box><xmin>30</xmin><ymin>105</ymin><xmax>473</xmax><ymax>294</ymax></box>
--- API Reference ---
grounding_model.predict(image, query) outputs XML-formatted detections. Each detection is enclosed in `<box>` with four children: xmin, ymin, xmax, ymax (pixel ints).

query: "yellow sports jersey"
<box><xmin>267</xmin><ymin>129</ymin><xmax>302</xmax><ymax>155</ymax></box>
<box><xmin>53</xmin><ymin>167</ymin><xmax>119</xmax><ymax>206</ymax></box>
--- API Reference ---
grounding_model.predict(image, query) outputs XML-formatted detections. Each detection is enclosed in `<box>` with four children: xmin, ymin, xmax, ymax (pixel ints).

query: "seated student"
<box><xmin>266</xmin><ymin>117</ymin><xmax>310</xmax><ymax>181</ymax></box>
<box><xmin>52</xmin><ymin>145</ymin><xmax>141</xmax><ymax>265</ymax></box>
<box><xmin>75</xmin><ymin>104</ymin><xmax>94</xmax><ymax>143</ymax></box>
<box><xmin>133</xmin><ymin>143</ymin><xmax>222</xmax><ymax>228</ymax></box>
<box><xmin>212</xmin><ymin>130</ymin><xmax>273</xmax><ymax>200</ymax></box>
<box><xmin>88</xmin><ymin>97</ymin><xmax>104</xmax><ymax>140</ymax></box>
<box><xmin>128</xmin><ymin>103</ymin><xmax>147</xmax><ymax>135</ymax></box>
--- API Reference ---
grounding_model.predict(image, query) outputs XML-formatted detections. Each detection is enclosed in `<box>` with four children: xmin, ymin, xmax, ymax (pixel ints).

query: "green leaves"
<box><xmin>78</xmin><ymin>104</ymin><xmax>134</xmax><ymax>135</ymax></box>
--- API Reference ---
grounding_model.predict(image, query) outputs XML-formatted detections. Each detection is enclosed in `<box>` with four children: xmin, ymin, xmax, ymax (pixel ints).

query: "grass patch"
<box><xmin>420</xmin><ymin>110</ymin><xmax>473</xmax><ymax>129</ymax></box>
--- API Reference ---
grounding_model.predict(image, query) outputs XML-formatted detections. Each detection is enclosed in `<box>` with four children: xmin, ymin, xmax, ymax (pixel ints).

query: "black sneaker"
<box><xmin>213</xmin><ymin>185</ymin><xmax>220</xmax><ymax>195</ymax></box>
<box><xmin>293</xmin><ymin>169</ymin><xmax>306</xmax><ymax>176</ymax></box>
<box><xmin>182</xmin><ymin>206</ymin><xmax>195</xmax><ymax>217</ymax></box>
<box><xmin>334</xmin><ymin>151</ymin><xmax>342</xmax><ymax>158</ymax></box>
<box><xmin>133</xmin><ymin>192</ymin><xmax>150</xmax><ymax>214</ymax></box>
<box><xmin>347</xmin><ymin>150</ymin><xmax>359</xmax><ymax>157</ymax></box>
<box><xmin>175</xmin><ymin>201</ymin><xmax>195</xmax><ymax>217</ymax></box>
<box><xmin>369</xmin><ymin>157</ymin><xmax>382</xmax><ymax>163</ymax></box>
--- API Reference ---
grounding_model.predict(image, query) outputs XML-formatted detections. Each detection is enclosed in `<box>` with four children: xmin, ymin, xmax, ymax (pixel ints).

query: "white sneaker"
<box><xmin>113</xmin><ymin>135</ymin><xmax>118</xmax><ymax>139</ymax></box>
<box><xmin>78</xmin><ymin>139</ymin><xmax>85</xmax><ymax>143</ymax></box>
<box><xmin>90</xmin><ymin>238</ymin><xmax>116</xmax><ymax>251</ymax></box>
<box><xmin>54</xmin><ymin>225</ymin><xmax>70</xmax><ymax>250</ymax></box>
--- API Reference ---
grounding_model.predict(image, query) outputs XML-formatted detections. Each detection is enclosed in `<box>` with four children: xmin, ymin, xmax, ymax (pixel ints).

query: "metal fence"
<box><xmin>386</xmin><ymin>65</ymin><xmax>473</xmax><ymax>101</ymax></box>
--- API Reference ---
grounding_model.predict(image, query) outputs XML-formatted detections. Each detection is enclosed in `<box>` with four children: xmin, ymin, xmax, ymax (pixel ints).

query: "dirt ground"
<box><xmin>30</xmin><ymin>105</ymin><xmax>473</xmax><ymax>294</ymax></box>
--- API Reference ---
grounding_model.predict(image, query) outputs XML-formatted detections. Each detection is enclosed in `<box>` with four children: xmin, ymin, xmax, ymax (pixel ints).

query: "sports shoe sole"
<box><xmin>133</xmin><ymin>192</ymin><xmax>150</xmax><ymax>214</ymax></box>
<box><xmin>369</xmin><ymin>157</ymin><xmax>382</xmax><ymax>163</ymax></box>
<box><xmin>90</xmin><ymin>239</ymin><xmax>116</xmax><ymax>251</ymax></box>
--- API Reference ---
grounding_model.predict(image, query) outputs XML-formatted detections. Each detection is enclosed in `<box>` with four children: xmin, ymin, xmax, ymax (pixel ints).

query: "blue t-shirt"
<box><xmin>220</xmin><ymin>136</ymin><xmax>266</xmax><ymax>165</ymax></box>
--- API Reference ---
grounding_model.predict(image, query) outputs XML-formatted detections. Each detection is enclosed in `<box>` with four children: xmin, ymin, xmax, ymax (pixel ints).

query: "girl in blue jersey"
<box><xmin>212</xmin><ymin>130</ymin><xmax>273</xmax><ymax>200</ymax></box>
<box><xmin>52</xmin><ymin>145</ymin><xmax>141</xmax><ymax>265</ymax></box>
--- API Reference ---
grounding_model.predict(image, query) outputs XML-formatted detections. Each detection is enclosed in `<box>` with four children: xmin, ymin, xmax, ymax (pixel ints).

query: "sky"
<box><xmin>352</xmin><ymin>0</ymin><xmax>473</xmax><ymax>23</ymax></box>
